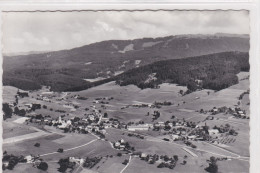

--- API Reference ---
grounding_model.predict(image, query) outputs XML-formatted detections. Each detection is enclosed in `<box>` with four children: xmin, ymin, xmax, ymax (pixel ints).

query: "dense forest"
<box><xmin>115</xmin><ymin>51</ymin><xmax>249</xmax><ymax>91</ymax></box>
<box><xmin>66</xmin><ymin>51</ymin><xmax>249</xmax><ymax>92</ymax></box>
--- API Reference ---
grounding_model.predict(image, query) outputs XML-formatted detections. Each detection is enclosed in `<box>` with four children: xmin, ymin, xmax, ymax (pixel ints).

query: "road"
<box><xmin>182</xmin><ymin>147</ymin><xmax>198</xmax><ymax>157</ymax></box>
<box><xmin>120</xmin><ymin>155</ymin><xmax>132</xmax><ymax>173</ymax></box>
<box><xmin>113</xmin><ymin>128</ymin><xmax>249</xmax><ymax>162</ymax></box>
<box><xmin>40</xmin><ymin>139</ymin><xmax>98</xmax><ymax>157</ymax></box>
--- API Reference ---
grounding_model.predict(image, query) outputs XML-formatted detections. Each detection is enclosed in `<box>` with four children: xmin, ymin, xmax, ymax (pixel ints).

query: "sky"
<box><xmin>2</xmin><ymin>10</ymin><xmax>249</xmax><ymax>54</ymax></box>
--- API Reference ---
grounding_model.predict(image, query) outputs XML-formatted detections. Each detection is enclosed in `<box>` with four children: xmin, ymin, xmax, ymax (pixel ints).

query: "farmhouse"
<box><xmin>237</xmin><ymin>111</ymin><xmax>244</xmax><ymax>115</ymax></box>
<box><xmin>154</xmin><ymin>122</ymin><xmax>165</xmax><ymax>127</ymax></box>
<box><xmin>25</xmin><ymin>103</ymin><xmax>32</xmax><ymax>108</ymax></box>
<box><xmin>25</xmin><ymin>155</ymin><xmax>34</xmax><ymax>163</ymax></box>
<box><xmin>208</xmin><ymin>129</ymin><xmax>219</xmax><ymax>135</ymax></box>
<box><xmin>2</xmin><ymin>161</ymin><xmax>9</xmax><ymax>167</ymax></box>
<box><xmin>115</xmin><ymin>142</ymin><xmax>120</xmax><ymax>147</ymax></box>
<box><xmin>141</xmin><ymin>153</ymin><xmax>147</xmax><ymax>159</ymax></box>
<box><xmin>41</xmin><ymin>91</ymin><xmax>53</xmax><ymax>95</ymax></box>
<box><xmin>172</xmin><ymin>134</ymin><xmax>180</xmax><ymax>140</ymax></box>
<box><xmin>58</xmin><ymin>124</ymin><xmax>67</xmax><ymax>129</ymax></box>
<box><xmin>128</xmin><ymin>124</ymin><xmax>150</xmax><ymax>131</ymax></box>
<box><xmin>120</xmin><ymin>145</ymin><xmax>125</xmax><ymax>150</ymax></box>
<box><xmin>17</xmin><ymin>91</ymin><xmax>29</xmax><ymax>98</ymax></box>
<box><xmin>69</xmin><ymin>157</ymin><xmax>84</xmax><ymax>164</ymax></box>
<box><xmin>187</xmin><ymin>135</ymin><xmax>197</xmax><ymax>140</ymax></box>
<box><xmin>213</xmin><ymin>108</ymin><xmax>218</xmax><ymax>113</ymax></box>
<box><xmin>101</xmin><ymin>117</ymin><xmax>109</xmax><ymax>122</ymax></box>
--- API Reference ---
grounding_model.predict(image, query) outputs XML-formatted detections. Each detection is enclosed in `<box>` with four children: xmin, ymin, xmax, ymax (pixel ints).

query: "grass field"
<box><xmin>3</xmin><ymin>120</ymin><xmax>37</xmax><ymax>139</ymax></box>
<box><xmin>2</xmin><ymin>72</ymin><xmax>250</xmax><ymax>173</ymax></box>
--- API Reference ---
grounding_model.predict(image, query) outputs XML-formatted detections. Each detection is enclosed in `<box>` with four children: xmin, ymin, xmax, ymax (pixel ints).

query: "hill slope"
<box><xmin>67</xmin><ymin>52</ymin><xmax>249</xmax><ymax>92</ymax></box>
<box><xmin>3</xmin><ymin>34</ymin><xmax>249</xmax><ymax>91</ymax></box>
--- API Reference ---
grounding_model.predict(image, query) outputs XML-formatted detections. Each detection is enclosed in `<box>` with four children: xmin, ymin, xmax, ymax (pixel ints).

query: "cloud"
<box><xmin>96</xmin><ymin>21</ymin><xmax>114</xmax><ymax>32</ymax></box>
<box><xmin>22</xmin><ymin>32</ymin><xmax>50</xmax><ymax>45</ymax></box>
<box><xmin>2</xmin><ymin>10</ymin><xmax>249</xmax><ymax>54</ymax></box>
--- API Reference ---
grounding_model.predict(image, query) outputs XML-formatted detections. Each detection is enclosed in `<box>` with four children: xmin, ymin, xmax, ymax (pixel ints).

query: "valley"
<box><xmin>2</xmin><ymin>71</ymin><xmax>249</xmax><ymax>173</ymax></box>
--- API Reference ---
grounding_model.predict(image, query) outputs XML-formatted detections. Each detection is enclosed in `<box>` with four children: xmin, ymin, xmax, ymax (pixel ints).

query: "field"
<box><xmin>2</xmin><ymin>72</ymin><xmax>250</xmax><ymax>173</ymax></box>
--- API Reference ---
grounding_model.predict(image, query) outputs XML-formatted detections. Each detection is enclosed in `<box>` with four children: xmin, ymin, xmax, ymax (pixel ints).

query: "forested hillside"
<box><xmin>66</xmin><ymin>52</ymin><xmax>249</xmax><ymax>92</ymax></box>
<box><xmin>3</xmin><ymin>34</ymin><xmax>249</xmax><ymax>91</ymax></box>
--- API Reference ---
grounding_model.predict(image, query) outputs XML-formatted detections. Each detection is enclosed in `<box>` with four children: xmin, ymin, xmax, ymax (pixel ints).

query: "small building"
<box><xmin>69</xmin><ymin>157</ymin><xmax>84</xmax><ymax>164</ymax></box>
<box><xmin>58</xmin><ymin>123</ymin><xmax>68</xmax><ymax>129</ymax></box>
<box><xmin>213</xmin><ymin>108</ymin><xmax>218</xmax><ymax>113</ymax></box>
<box><xmin>168</xmin><ymin>123</ymin><xmax>173</xmax><ymax>127</ymax></box>
<box><xmin>120</xmin><ymin>139</ymin><xmax>125</xmax><ymax>143</ymax></box>
<box><xmin>120</xmin><ymin>145</ymin><xmax>125</xmax><ymax>150</ymax></box>
<box><xmin>141</xmin><ymin>153</ymin><xmax>147</xmax><ymax>158</ymax></box>
<box><xmin>128</xmin><ymin>124</ymin><xmax>150</xmax><ymax>131</ymax></box>
<box><xmin>208</xmin><ymin>129</ymin><xmax>219</xmax><ymax>135</ymax></box>
<box><xmin>2</xmin><ymin>161</ymin><xmax>9</xmax><ymax>167</ymax></box>
<box><xmin>172</xmin><ymin>134</ymin><xmax>179</xmax><ymax>141</ymax></box>
<box><xmin>25</xmin><ymin>155</ymin><xmax>33</xmax><ymax>163</ymax></box>
<box><xmin>238</xmin><ymin>111</ymin><xmax>244</xmax><ymax>115</ymax></box>
<box><xmin>100</xmin><ymin>129</ymin><xmax>106</xmax><ymax>134</ymax></box>
<box><xmin>25</xmin><ymin>103</ymin><xmax>32</xmax><ymax>108</ymax></box>
<box><xmin>115</xmin><ymin>142</ymin><xmax>120</xmax><ymax>147</ymax></box>
<box><xmin>187</xmin><ymin>135</ymin><xmax>196</xmax><ymax>140</ymax></box>
<box><xmin>101</xmin><ymin>117</ymin><xmax>109</xmax><ymax>122</ymax></box>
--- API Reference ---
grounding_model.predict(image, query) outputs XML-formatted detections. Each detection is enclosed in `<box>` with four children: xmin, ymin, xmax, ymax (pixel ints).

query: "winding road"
<box><xmin>120</xmin><ymin>155</ymin><xmax>132</xmax><ymax>173</ymax></box>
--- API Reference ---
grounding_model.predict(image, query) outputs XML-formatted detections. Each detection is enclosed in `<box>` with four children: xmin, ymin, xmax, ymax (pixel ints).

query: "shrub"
<box><xmin>37</xmin><ymin>162</ymin><xmax>48</xmax><ymax>171</ymax></box>
<box><xmin>57</xmin><ymin>148</ymin><xmax>64</xmax><ymax>153</ymax></box>
<box><xmin>34</xmin><ymin>143</ymin><xmax>40</xmax><ymax>147</ymax></box>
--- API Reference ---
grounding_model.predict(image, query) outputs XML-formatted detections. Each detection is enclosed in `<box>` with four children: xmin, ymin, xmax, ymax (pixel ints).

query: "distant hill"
<box><xmin>3</xmin><ymin>34</ymin><xmax>249</xmax><ymax>91</ymax></box>
<box><xmin>66</xmin><ymin>52</ymin><xmax>249</xmax><ymax>92</ymax></box>
<box><xmin>3</xmin><ymin>50</ymin><xmax>50</xmax><ymax>57</ymax></box>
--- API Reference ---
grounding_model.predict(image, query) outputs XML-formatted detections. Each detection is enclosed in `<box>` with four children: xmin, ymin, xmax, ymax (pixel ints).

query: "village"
<box><xmin>2</xmin><ymin>72</ymin><xmax>250</xmax><ymax>173</ymax></box>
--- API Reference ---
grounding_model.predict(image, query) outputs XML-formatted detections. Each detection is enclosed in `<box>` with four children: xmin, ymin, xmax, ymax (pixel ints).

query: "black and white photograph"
<box><xmin>1</xmin><ymin>8</ymin><xmax>254</xmax><ymax>173</ymax></box>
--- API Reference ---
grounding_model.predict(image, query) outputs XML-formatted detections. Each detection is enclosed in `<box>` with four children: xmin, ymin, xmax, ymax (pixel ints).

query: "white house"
<box><xmin>172</xmin><ymin>134</ymin><xmax>179</xmax><ymax>140</ymax></box>
<box><xmin>69</xmin><ymin>157</ymin><xmax>84</xmax><ymax>165</ymax></box>
<box><xmin>208</xmin><ymin>129</ymin><xmax>219</xmax><ymax>135</ymax></box>
<box><xmin>128</xmin><ymin>124</ymin><xmax>150</xmax><ymax>131</ymax></box>
<box><xmin>120</xmin><ymin>139</ymin><xmax>125</xmax><ymax>143</ymax></box>
<box><xmin>25</xmin><ymin>155</ymin><xmax>33</xmax><ymax>163</ymax></box>
<box><xmin>141</xmin><ymin>153</ymin><xmax>147</xmax><ymax>158</ymax></box>
<box><xmin>25</xmin><ymin>103</ymin><xmax>32</xmax><ymax>108</ymax></box>
<box><xmin>115</xmin><ymin>142</ymin><xmax>120</xmax><ymax>147</ymax></box>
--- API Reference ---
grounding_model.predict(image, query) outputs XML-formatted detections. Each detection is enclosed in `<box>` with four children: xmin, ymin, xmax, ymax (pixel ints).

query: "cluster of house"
<box><xmin>49</xmin><ymin>115</ymin><xmax>106</xmax><ymax>135</ymax></box>
<box><xmin>35</xmin><ymin>91</ymin><xmax>56</xmax><ymax>102</ymax></box>
<box><xmin>92</xmin><ymin>97</ymin><xmax>114</xmax><ymax>104</ymax></box>
<box><xmin>126</xmin><ymin>118</ymin><xmax>221</xmax><ymax>144</ymax></box>
<box><xmin>209</xmin><ymin>106</ymin><xmax>249</xmax><ymax>119</ymax></box>
<box><xmin>127</xmin><ymin>124</ymin><xmax>152</xmax><ymax>131</ymax></box>
<box><xmin>171</xmin><ymin>122</ymin><xmax>219</xmax><ymax>143</ymax></box>
<box><xmin>113</xmin><ymin>139</ymin><xmax>135</xmax><ymax>152</ymax></box>
<box><xmin>2</xmin><ymin>153</ymin><xmax>45</xmax><ymax>171</ymax></box>
<box><xmin>17</xmin><ymin>90</ymin><xmax>29</xmax><ymax>98</ymax></box>
<box><xmin>113</xmin><ymin>139</ymin><xmax>127</xmax><ymax>150</ymax></box>
<box><xmin>131</xmin><ymin>152</ymin><xmax>180</xmax><ymax>169</ymax></box>
<box><xmin>127</xmin><ymin>119</ymin><xmax>195</xmax><ymax>132</ymax></box>
<box><xmin>66</xmin><ymin>156</ymin><xmax>102</xmax><ymax>169</ymax></box>
<box><xmin>124</xmin><ymin>101</ymin><xmax>172</xmax><ymax>109</ymax></box>
<box><xmin>24</xmin><ymin>155</ymin><xmax>41</xmax><ymax>164</ymax></box>
<box><xmin>69</xmin><ymin>157</ymin><xmax>85</xmax><ymax>165</ymax></box>
<box><xmin>27</xmin><ymin>107</ymin><xmax>124</xmax><ymax>138</ymax></box>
